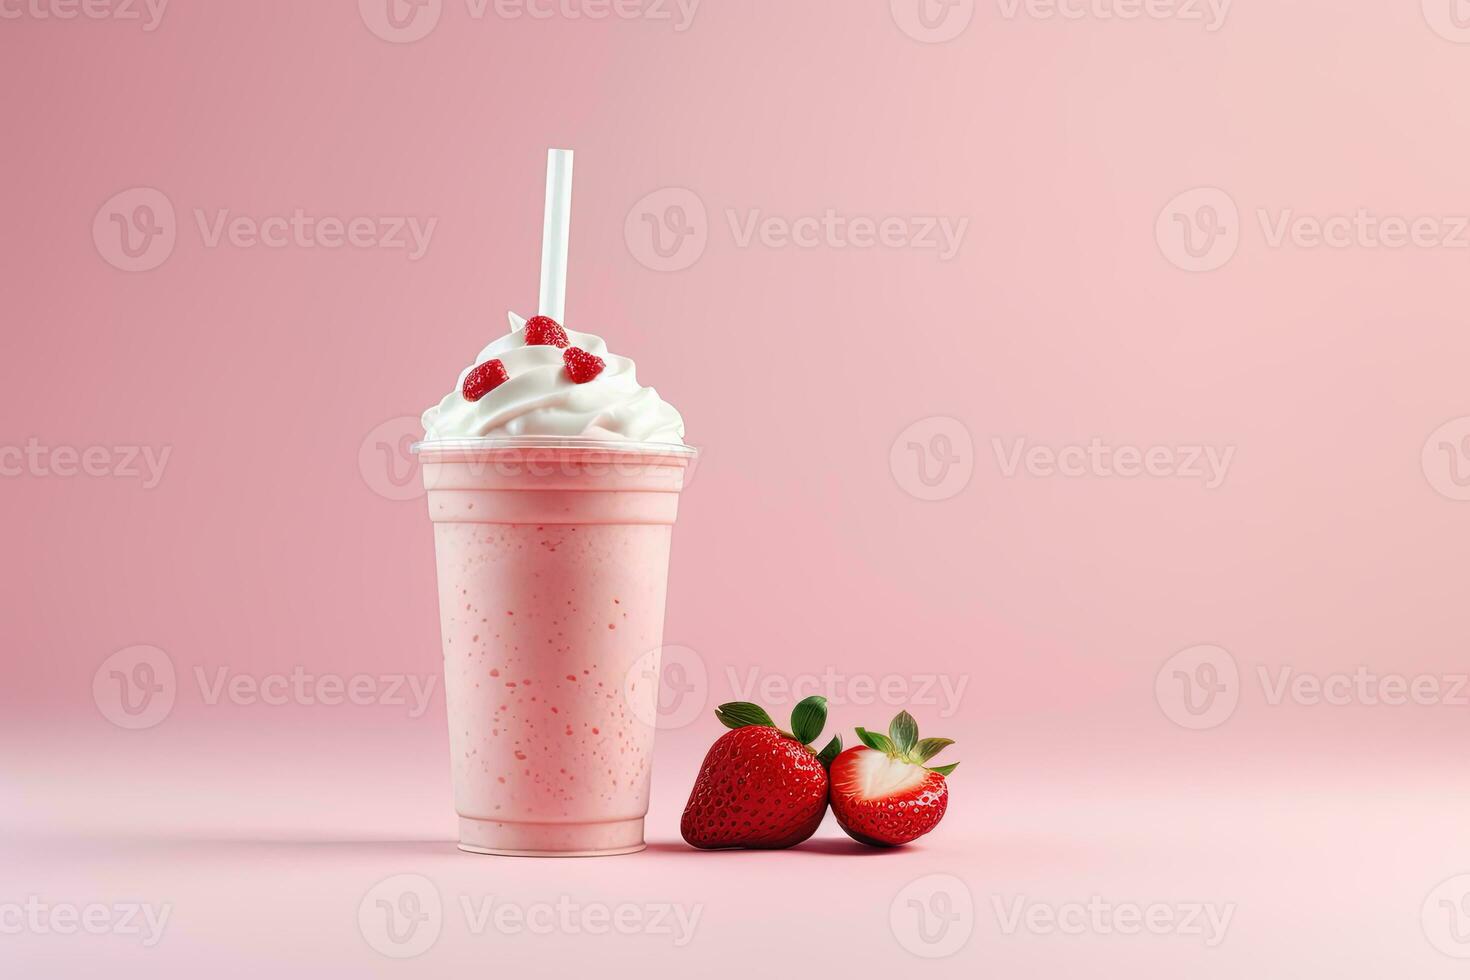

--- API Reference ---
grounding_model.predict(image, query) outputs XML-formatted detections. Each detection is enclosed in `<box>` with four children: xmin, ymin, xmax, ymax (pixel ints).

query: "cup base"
<box><xmin>457</xmin><ymin>842</ymin><xmax>647</xmax><ymax>858</ymax></box>
<box><xmin>457</xmin><ymin>815</ymin><xmax>645</xmax><ymax>857</ymax></box>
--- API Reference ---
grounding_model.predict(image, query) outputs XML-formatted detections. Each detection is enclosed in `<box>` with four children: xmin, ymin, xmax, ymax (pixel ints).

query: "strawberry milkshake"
<box><xmin>417</xmin><ymin>312</ymin><xmax>693</xmax><ymax>856</ymax></box>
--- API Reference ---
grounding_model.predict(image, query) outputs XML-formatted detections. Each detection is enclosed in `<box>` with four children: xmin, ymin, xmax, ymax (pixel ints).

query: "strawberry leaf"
<box><xmin>914</xmin><ymin>737</ymin><xmax>954</xmax><ymax>763</ymax></box>
<box><xmin>929</xmin><ymin>762</ymin><xmax>960</xmax><ymax>777</ymax></box>
<box><xmin>855</xmin><ymin>726</ymin><xmax>895</xmax><ymax>754</ymax></box>
<box><xmin>889</xmin><ymin>711</ymin><xmax>919</xmax><ymax>755</ymax></box>
<box><xmin>815</xmin><ymin>735</ymin><xmax>842</xmax><ymax>769</ymax></box>
<box><xmin>790</xmin><ymin>696</ymin><xmax>828</xmax><ymax>745</ymax></box>
<box><xmin>715</xmin><ymin>702</ymin><xmax>775</xmax><ymax>730</ymax></box>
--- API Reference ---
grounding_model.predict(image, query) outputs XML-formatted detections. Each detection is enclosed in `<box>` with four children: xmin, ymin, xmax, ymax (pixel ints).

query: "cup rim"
<box><xmin>411</xmin><ymin>436</ymin><xmax>698</xmax><ymax>460</ymax></box>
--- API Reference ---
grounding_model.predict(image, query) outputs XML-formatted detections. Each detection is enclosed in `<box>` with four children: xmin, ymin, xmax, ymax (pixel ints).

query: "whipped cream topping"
<box><xmin>421</xmin><ymin>313</ymin><xmax>685</xmax><ymax>444</ymax></box>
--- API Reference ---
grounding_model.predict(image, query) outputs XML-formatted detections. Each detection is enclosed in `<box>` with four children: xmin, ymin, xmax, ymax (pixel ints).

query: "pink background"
<box><xmin>5</xmin><ymin>1</ymin><xmax>1470</xmax><ymax>976</ymax></box>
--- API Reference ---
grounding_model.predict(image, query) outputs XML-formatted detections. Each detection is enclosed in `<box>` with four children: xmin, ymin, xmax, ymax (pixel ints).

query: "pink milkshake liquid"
<box><xmin>418</xmin><ymin>439</ymin><xmax>695</xmax><ymax>856</ymax></box>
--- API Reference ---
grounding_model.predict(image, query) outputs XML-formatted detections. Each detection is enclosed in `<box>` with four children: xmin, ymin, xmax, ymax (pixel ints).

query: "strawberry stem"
<box><xmin>815</xmin><ymin>734</ymin><xmax>843</xmax><ymax>770</ymax></box>
<box><xmin>713</xmin><ymin>698</ymin><xmax>836</xmax><ymax>759</ymax></box>
<box><xmin>855</xmin><ymin>712</ymin><xmax>960</xmax><ymax>778</ymax></box>
<box><xmin>789</xmin><ymin>696</ymin><xmax>828</xmax><ymax>745</ymax></box>
<box><xmin>715</xmin><ymin>702</ymin><xmax>775</xmax><ymax>730</ymax></box>
<box><xmin>888</xmin><ymin>711</ymin><xmax>919</xmax><ymax>755</ymax></box>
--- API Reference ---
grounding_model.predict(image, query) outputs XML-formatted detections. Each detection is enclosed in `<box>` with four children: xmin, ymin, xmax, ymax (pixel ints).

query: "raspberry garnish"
<box><xmin>524</xmin><ymin>316</ymin><xmax>569</xmax><ymax>348</ymax></box>
<box><xmin>462</xmin><ymin>359</ymin><xmax>509</xmax><ymax>402</ymax></box>
<box><xmin>563</xmin><ymin>347</ymin><xmax>605</xmax><ymax>384</ymax></box>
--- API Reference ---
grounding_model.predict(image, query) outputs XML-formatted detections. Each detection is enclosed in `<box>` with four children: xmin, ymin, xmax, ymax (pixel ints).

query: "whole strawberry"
<box><xmin>681</xmin><ymin>697</ymin><xmax>842</xmax><ymax>850</ymax></box>
<box><xmin>829</xmin><ymin>711</ymin><xmax>957</xmax><ymax>847</ymax></box>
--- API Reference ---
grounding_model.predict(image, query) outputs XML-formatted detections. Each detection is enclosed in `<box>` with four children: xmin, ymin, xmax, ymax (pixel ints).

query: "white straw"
<box><xmin>538</xmin><ymin>148</ymin><xmax>574</xmax><ymax>323</ymax></box>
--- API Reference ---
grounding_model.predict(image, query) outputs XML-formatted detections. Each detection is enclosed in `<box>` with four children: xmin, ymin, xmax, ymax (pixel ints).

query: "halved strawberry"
<box><xmin>563</xmin><ymin>346</ymin><xmax>605</xmax><ymax>384</ymax></box>
<box><xmin>461</xmin><ymin>358</ymin><xmax>509</xmax><ymax>402</ymax></box>
<box><xmin>680</xmin><ymin>697</ymin><xmax>842</xmax><ymax>850</ymax></box>
<box><xmin>524</xmin><ymin>315</ymin><xmax>569</xmax><ymax>348</ymax></box>
<box><xmin>828</xmin><ymin>711</ymin><xmax>957</xmax><ymax>847</ymax></box>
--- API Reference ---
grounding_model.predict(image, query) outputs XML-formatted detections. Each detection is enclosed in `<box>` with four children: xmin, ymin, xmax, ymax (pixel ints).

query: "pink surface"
<box><xmin>4</xmin><ymin>1</ymin><xmax>1470</xmax><ymax>976</ymax></box>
